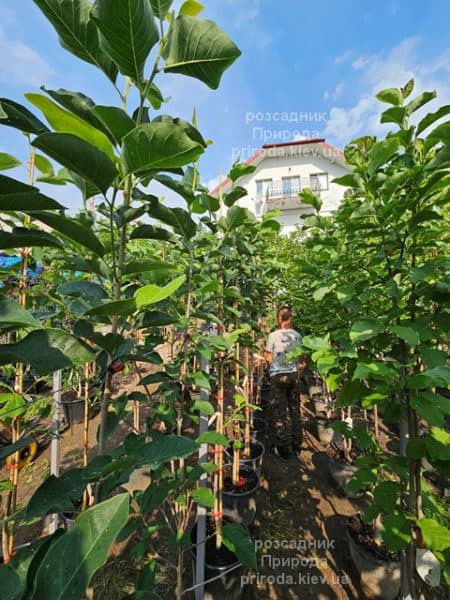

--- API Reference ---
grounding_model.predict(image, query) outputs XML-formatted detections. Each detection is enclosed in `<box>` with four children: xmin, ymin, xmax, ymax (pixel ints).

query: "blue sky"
<box><xmin>1</xmin><ymin>0</ymin><xmax>449</xmax><ymax>210</ymax></box>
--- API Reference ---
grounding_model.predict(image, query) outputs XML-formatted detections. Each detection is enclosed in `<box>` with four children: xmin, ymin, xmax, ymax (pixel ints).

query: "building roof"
<box><xmin>210</xmin><ymin>138</ymin><xmax>346</xmax><ymax>197</ymax></box>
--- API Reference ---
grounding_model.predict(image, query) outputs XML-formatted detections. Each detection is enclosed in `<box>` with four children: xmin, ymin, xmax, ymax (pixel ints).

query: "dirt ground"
<box><xmin>2</xmin><ymin>371</ymin><xmax>389</xmax><ymax>599</ymax></box>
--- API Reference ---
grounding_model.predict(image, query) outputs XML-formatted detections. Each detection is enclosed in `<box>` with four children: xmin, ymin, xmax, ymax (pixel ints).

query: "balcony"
<box><xmin>257</xmin><ymin>179</ymin><xmax>320</xmax><ymax>212</ymax></box>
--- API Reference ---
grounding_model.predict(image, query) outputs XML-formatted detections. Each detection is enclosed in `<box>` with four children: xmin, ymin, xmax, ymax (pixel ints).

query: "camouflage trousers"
<box><xmin>267</xmin><ymin>372</ymin><xmax>302</xmax><ymax>448</ymax></box>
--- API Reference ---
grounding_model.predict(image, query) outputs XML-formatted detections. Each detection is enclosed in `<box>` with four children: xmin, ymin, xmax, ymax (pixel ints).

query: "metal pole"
<box><xmin>48</xmin><ymin>370</ymin><xmax>62</xmax><ymax>534</ymax></box>
<box><xmin>195</xmin><ymin>348</ymin><xmax>210</xmax><ymax>600</ymax></box>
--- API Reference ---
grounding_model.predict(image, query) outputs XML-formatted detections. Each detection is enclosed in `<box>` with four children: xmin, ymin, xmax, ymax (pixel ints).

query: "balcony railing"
<box><xmin>257</xmin><ymin>180</ymin><xmax>320</xmax><ymax>211</ymax></box>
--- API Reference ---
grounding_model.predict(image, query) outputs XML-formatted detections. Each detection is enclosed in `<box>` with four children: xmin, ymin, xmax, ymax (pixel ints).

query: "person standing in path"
<box><xmin>265</xmin><ymin>304</ymin><xmax>303</xmax><ymax>460</ymax></box>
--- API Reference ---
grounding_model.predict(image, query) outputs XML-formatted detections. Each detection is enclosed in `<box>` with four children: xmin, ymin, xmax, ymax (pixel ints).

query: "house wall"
<box><xmin>233</xmin><ymin>150</ymin><xmax>349</xmax><ymax>234</ymax></box>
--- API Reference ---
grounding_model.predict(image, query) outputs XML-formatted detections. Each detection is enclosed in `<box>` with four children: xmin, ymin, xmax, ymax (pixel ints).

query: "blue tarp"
<box><xmin>0</xmin><ymin>256</ymin><xmax>43</xmax><ymax>281</ymax></box>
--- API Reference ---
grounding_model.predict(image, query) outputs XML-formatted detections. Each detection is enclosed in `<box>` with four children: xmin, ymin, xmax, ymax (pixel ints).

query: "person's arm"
<box><xmin>265</xmin><ymin>351</ymin><xmax>273</xmax><ymax>365</ymax></box>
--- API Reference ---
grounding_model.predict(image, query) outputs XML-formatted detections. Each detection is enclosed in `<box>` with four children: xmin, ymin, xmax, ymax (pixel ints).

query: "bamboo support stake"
<box><xmin>82</xmin><ymin>363</ymin><xmax>91</xmax><ymax>510</ymax></box>
<box><xmin>214</xmin><ymin>359</ymin><xmax>225</xmax><ymax>549</ymax></box>
<box><xmin>244</xmin><ymin>348</ymin><xmax>251</xmax><ymax>458</ymax></box>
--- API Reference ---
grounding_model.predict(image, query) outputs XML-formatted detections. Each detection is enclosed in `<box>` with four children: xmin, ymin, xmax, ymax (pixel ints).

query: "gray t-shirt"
<box><xmin>266</xmin><ymin>328</ymin><xmax>302</xmax><ymax>376</ymax></box>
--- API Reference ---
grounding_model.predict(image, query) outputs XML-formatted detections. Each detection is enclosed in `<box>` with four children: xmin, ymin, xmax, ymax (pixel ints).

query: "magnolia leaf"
<box><xmin>391</xmin><ymin>324</ymin><xmax>419</xmax><ymax>347</ymax></box>
<box><xmin>367</xmin><ymin>138</ymin><xmax>400</xmax><ymax>175</ymax></box>
<box><xmin>30</xmin><ymin>211</ymin><xmax>105</xmax><ymax>257</ymax></box>
<box><xmin>196</xmin><ymin>431</ymin><xmax>228</xmax><ymax>446</ymax></box>
<box><xmin>122</xmin><ymin>122</ymin><xmax>204</xmax><ymax>174</ymax></box>
<box><xmin>228</xmin><ymin>161</ymin><xmax>256</xmax><ymax>182</ymax></box>
<box><xmin>147</xmin><ymin>199</ymin><xmax>197</xmax><ymax>240</ymax></box>
<box><xmin>417</xmin><ymin>105</ymin><xmax>450</xmax><ymax>136</ymax></box>
<box><xmin>349</xmin><ymin>319</ymin><xmax>384</xmax><ymax>343</ymax></box>
<box><xmin>135</xmin><ymin>275</ymin><xmax>186</xmax><ymax>309</ymax></box>
<box><xmin>31</xmin><ymin>494</ymin><xmax>129</xmax><ymax>600</ymax></box>
<box><xmin>33</xmin><ymin>0</ymin><xmax>118</xmax><ymax>83</ymax></box>
<box><xmin>179</xmin><ymin>1</ymin><xmax>204</xmax><ymax>16</ymax></box>
<box><xmin>150</xmin><ymin>0</ymin><xmax>173</xmax><ymax>18</ymax></box>
<box><xmin>0</xmin><ymin>329</ymin><xmax>95</xmax><ymax>374</ymax></box>
<box><xmin>0</xmin><ymin>153</ymin><xmax>21</xmax><ymax>171</ymax></box>
<box><xmin>0</xmin><ymin>228</ymin><xmax>63</xmax><ymax>250</ymax></box>
<box><xmin>381</xmin><ymin>513</ymin><xmax>412</xmax><ymax>551</ymax></box>
<box><xmin>222</xmin><ymin>523</ymin><xmax>257</xmax><ymax>569</ymax></box>
<box><xmin>300</xmin><ymin>188</ymin><xmax>322</xmax><ymax>212</ymax></box>
<box><xmin>164</xmin><ymin>16</ymin><xmax>241</xmax><ymax>89</ymax></box>
<box><xmin>376</xmin><ymin>87</ymin><xmax>403</xmax><ymax>106</ymax></box>
<box><xmin>0</xmin><ymin>97</ymin><xmax>49</xmax><ymax>134</ymax></box>
<box><xmin>25</xmin><ymin>93</ymin><xmax>114</xmax><ymax>159</ymax></box>
<box><xmin>91</xmin><ymin>106</ymin><xmax>135</xmax><ymax>143</ymax></box>
<box><xmin>0</xmin><ymin>296</ymin><xmax>41</xmax><ymax>329</ymax></box>
<box><xmin>32</xmin><ymin>132</ymin><xmax>118</xmax><ymax>194</ymax></box>
<box><xmin>418</xmin><ymin>518</ymin><xmax>450</xmax><ymax>552</ymax></box>
<box><xmin>137</xmin><ymin>435</ymin><xmax>197</xmax><ymax>467</ymax></box>
<box><xmin>91</xmin><ymin>0</ymin><xmax>158</xmax><ymax>82</ymax></box>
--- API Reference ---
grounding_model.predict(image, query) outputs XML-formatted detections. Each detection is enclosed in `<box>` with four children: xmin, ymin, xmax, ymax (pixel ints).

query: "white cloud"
<box><xmin>325</xmin><ymin>37</ymin><xmax>450</xmax><ymax>143</ymax></box>
<box><xmin>334</xmin><ymin>50</ymin><xmax>352</xmax><ymax>65</ymax></box>
<box><xmin>0</xmin><ymin>25</ymin><xmax>53</xmax><ymax>87</ymax></box>
<box><xmin>324</xmin><ymin>81</ymin><xmax>345</xmax><ymax>102</ymax></box>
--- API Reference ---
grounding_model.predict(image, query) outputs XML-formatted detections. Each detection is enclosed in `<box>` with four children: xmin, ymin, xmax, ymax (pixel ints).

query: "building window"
<box><xmin>281</xmin><ymin>176</ymin><xmax>301</xmax><ymax>197</ymax></box>
<box><xmin>310</xmin><ymin>172</ymin><xmax>328</xmax><ymax>191</ymax></box>
<box><xmin>256</xmin><ymin>179</ymin><xmax>273</xmax><ymax>198</ymax></box>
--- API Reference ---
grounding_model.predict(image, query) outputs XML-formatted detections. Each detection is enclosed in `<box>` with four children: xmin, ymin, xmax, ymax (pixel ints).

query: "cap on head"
<box><xmin>277</xmin><ymin>303</ymin><xmax>292</xmax><ymax>323</ymax></box>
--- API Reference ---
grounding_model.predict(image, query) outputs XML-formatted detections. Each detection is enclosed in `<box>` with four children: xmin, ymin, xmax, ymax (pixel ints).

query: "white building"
<box><xmin>211</xmin><ymin>138</ymin><xmax>350</xmax><ymax>234</ymax></box>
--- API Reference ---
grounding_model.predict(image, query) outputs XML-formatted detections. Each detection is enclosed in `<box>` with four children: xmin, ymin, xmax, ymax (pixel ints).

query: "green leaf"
<box><xmin>0</xmin><ymin>98</ymin><xmax>49</xmax><ymax>134</ymax></box>
<box><xmin>0</xmin><ymin>329</ymin><xmax>95</xmax><ymax>374</ymax></box>
<box><xmin>0</xmin><ymin>153</ymin><xmax>21</xmax><ymax>171</ymax></box>
<box><xmin>24</xmin><ymin>469</ymin><xmax>86</xmax><ymax>520</ymax></box>
<box><xmin>406</xmin><ymin>91</ymin><xmax>437</xmax><ymax>116</ymax></box>
<box><xmin>179</xmin><ymin>1</ymin><xmax>204</xmax><ymax>16</ymax></box>
<box><xmin>376</xmin><ymin>87</ymin><xmax>403</xmax><ymax>106</ymax></box>
<box><xmin>373</xmin><ymin>481</ymin><xmax>400</xmax><ymax>513</ymax></box>
<box><xmin>427</xmin><ymin>121</ymin><xmax>450</xmax><ymax>145</ymax></box>
<box><xmin>34</xmin><ymin>153</ymin><xmax>54</xmax><ymax>175</ymax></box>
<box><xmin>138</xmin><ymin>435</ymin><xmax>197</xmax><ymax>467</ymax></box>
<box><xmin>313</xmin><ymin>284</ymin><xmax>334</xmax><ymax>302</ymax></box>
<box><xmin>228</xmin><ymin>161</ymin><xmax>256</xmax><ymax>183</ymax></box>
<box><xmin>25</xmin><ymin>93</ymin><xmax>114</xmax><ymax>159</ymax></box>
<box><xmin>146</xmin><ymin>198</ymin><xmax>197</xmax><ymax>240</ymax></box>
<box><xmin>85</xmin><ymin>298</ymin><xmax>136</xmax><ymax>317</ymax></box>
<box><xmin>300</xmin><ymin>188</ymin><xmax>322</xmax><ymax>212</ymax></box>
<box><xmin>381</xmin><ymin>513</ymin><xmax>412</xmax><ymax>551</ymax></box>
<box><xmin>0</xmin><ymin>394</ymin><xmax>26</xmax><ymax>421</ymax></box>
<box><xmin>30</xmin><ymin>494</ymin><xmax>129</xmax><ymax>600</ymax></box>
<box><xmin>0</xmin><ymin>564</ymin><xmax>23</xmax><ymax>600</ymax></box>
<box><xmin>135</xmin><ymin>275</ymin><xmax>186</xmax><ymax>309</ymax></box>
<box><xmin>349</xmin><ymin>319</ymin><xmax>384</xmax><ymax>343</ymax></box>
<box><xmin>40</xmin><ymin>86</ymin><xmax>110</xmax><ymax>134</ymax></box>
<box><xmin>163</xmin><ymin>16</ymin><xmax>241</xmax><ymax>90</ymax></box>
<box><xmin>353</xmin><ymin>361</ymin><xmax>397</xmax><ymax>381</ymax></box>
<box><xmin>192</xmin><ymin>399</ymin><xmax>215</xmax><ymax>416</ymax></box>
<box><xmin>390</xmin><ymin>324</ymin><xmax>419</xmax><ymax>347</ymax></box>
<box><xmin>410</xmin><ymin>392</ymin><xmax>446</xmax><ymax>427</ymax></box>
<box><xmin>122</xmin><ymin>122</ymin><xmax>204</xmax><ymax>174</ymax></box>
<box><xmin>221</xmin><ymin>523</ymin><xmax>257</xmax><ymax>569</ymax></box>
<box><xmin>196</xmin><ymin>431</ymin><xmax>228</xmax><ymax>446</ymax></box>
<box><xmin>0</xmin><ymin>296</ymin><xmax>41</xmax><ymax>329</ymax></box>
<box><xmin>123</xmin><ymin>259</ymin><xmax>173</xmax><ymax>275</ymax></box>
<box><xmin>91</xmin><ymin>0</ymin><xmax>158</xmax><ymax>83</ymax></box>
<box><xmin>192</xmin><ymin>487</ymin><xmax>214</xmax><ymax>508</ymax></box>
<box><xmin>0</xmin><ymin>228</ymin><xmax>63</xmax><ymax>250</ymax></box>
<box><xmin>418</xmin><ymin>518</ymin><xmax>450</xmax><ymax>552</ymax></box>
<box><xmin>138</xmin><ymin>481</ymin><xmax>172</xmax><ymax>513</ymax></box>
<box><xmin>33</xmin><ymin>0</ymin><xmax>118</xmax><ymax>83</ymax></box>
<box><xmin>417</xmin><ymin>104</ymin><xmax>450</xmax><ymax>136</ymax></box>
<box><xmin>150</xmin><ymin>0</ymin><xmax>173</xmax><ymax>19</ymax></box>
<box><xmin>380</xmin><ymin>106</ymin><xmax>406</xmax><ymax>127</ymax></box>
<box><xmin>367</xmin><ymin>138</ymin><xmax>400</xmax><ymax>175</ymax></box>
<box><xmin>131</xmin><ymin>224</ymin><xmax>175</xmax><ymax>242</ymax></box>
<box><xmin>225</xmin><ymin>205</ymin><xmax>248</xmax><ymax>230</ymax></box>
<box><xmin>30</xmin><ymin>211</ymin><xmax>105</xmax><ymax>257</ymax></box>
<box><xmin>91</xmin><ymin>106</ymin><xmax>135</xmax><ymax>143</ymax></box>
<box><xmin>223</xmin><ymin>186</ymin><xmax>247</xmax><ymax>208</ymax></box>
<box><xmin>32</xmin><ymin>132</ymin><xmax>118</xmax><ymax>194</ymax></box>
<box><xmin>0</xmin><ymin>174</ymin><xmax>65</xmax><ymax>210</ymax></box>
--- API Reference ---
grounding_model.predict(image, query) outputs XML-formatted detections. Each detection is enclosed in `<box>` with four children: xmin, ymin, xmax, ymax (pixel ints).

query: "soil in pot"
<box><xmin>347</xmin><ymin>514</ymin><xmax>400</xmax><ymax>600</ymax></box>
<box><xmin>191</xmin><ymin>515</ymin><xmax>245</xmax><ymax>600</ymax></box>
<box><xmin>225</xmin><ymin>439</ymin><xmax>265</xmax><ymax>475</ymax></box>
<box><xmin>222</xmin><ymin>464</ymin><xmax>259</xmax><ymax>525</ymax></box>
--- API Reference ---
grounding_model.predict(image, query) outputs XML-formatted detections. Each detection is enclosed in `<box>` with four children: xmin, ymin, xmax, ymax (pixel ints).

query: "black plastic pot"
<box><xmin>61</xmin><ymin>395</ymin><xmax>85</xmax><ymax>425</ymax></box>
<box><xmin>225</xmin><ymin>439</ymin><xmax>265</xmax><ymax>476</ymax></box>
<box><xmin>190</xmin><ymin>516</ymin><xmax>246</xmax><ymax>600</ymax></box>
<box><xmin>222</xmin><ymin>463</ymin><xmax>259</xmax><ymax>525</ymax></box>
<box><xmin>250</xmin><ymin>417</ymin><xmax>267</xmax><ymax>443</ymax></box>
